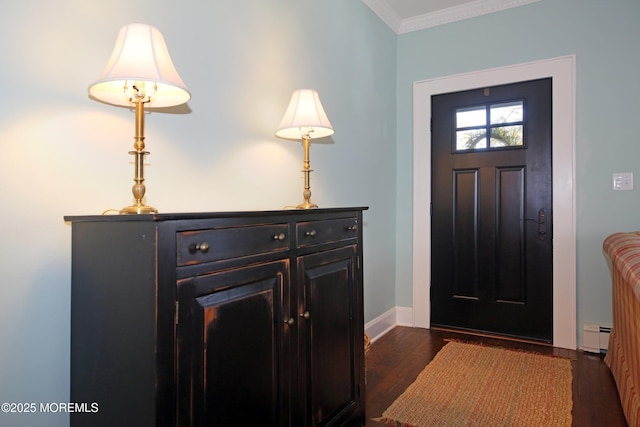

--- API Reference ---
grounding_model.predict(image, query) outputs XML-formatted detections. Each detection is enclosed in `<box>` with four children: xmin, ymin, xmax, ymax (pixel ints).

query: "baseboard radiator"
<box><xmin>582</xmin><ymin>323</ymin><xmax>611</xmax><ymax>354</ymax></box>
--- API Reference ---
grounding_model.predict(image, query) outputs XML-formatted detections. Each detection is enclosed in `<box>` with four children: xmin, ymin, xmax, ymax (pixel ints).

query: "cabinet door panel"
<box><xmin>298</xmin><ymin>246</ymin><xmax>362</xmax><ymax>426</ymax></box>
<box><xmin>177</xmin><ymin>260</ymin><xmax>290</xmax><ymax>427</ymax></box>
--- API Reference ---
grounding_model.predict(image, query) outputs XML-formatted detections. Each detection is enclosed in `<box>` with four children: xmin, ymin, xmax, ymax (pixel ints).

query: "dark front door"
<box><xmin>431</xmin><ymin>78</ymin><xmax>553</xmax><ymax>343</ymax></box>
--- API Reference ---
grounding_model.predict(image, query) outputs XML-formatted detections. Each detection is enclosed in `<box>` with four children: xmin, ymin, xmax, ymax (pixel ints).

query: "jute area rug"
<box><xmin>373</xmin><ymin>341</ymin><xmax>573</xmax><ymax>427</ymax></box>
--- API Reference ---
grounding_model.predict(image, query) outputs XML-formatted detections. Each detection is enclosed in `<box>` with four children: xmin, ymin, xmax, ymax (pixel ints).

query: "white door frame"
<box><xmin>412</xmin><ymin>55</ymin><xmax>577</xmax><ymax>350</ymax></box>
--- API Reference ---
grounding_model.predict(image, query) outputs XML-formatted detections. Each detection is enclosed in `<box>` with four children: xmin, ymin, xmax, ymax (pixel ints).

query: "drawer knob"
<box><xmin>346</xmin><ymin>225</ymin><xmax>357</xmax><ymax>232</ymax></box>
<box><xmin>188</xmin><ymin>242</ymin><xmax>210</xmax><ymax>254</ymax></box>
<box><xmin>273</xmin><ymin>233</ymin><xmax>286</xmax><ymax>242</ymax></box>
<box><xmin>305</xmin><ymin>229</ymin><xmax>317</xmax><ymax>237</ymax></box>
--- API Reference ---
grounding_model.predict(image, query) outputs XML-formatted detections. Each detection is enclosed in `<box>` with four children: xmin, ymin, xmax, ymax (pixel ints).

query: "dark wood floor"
<box><xmin>364</xmin><ymin>326</ymin><xmax>627</xmax><ymax>427</ymax></box>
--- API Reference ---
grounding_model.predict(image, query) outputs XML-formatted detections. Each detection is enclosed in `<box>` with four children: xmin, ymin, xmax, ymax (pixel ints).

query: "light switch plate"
<box><xmin>613</xmin><ymin>172</ymin><xmax>633</xmax><ymax>191</ymax></box>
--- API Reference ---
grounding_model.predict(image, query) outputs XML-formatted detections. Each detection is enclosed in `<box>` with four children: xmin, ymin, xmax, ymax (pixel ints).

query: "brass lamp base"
<box><xmin>296</xmin><ymin>201</ymin><xmax>318</xmax><ymax>209</ymax></box>
<box><xmin>119</xmin><ymin>98</ymin><xmax>157</xmax><ymax>215</ymax></box>
<box><xmin>295</xmin><ymin>136</ymin><xmax>318</xmax><ymax>210</ymax></box>
<box><xmin>120</xmin><ymin>204</ymin><xmax>157</xmax><ymax>215</ymax></box>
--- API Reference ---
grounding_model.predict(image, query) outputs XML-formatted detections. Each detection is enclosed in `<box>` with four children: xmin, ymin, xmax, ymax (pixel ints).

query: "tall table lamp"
<box><xmin>89</xmin><ymin>23</ymin><xmax>191</xmax><ymax>214</ymax></box>
<box><xmin>276</xmin><ymin>89</ymin><xmax>334</xmax><ymax>209</ymax></box>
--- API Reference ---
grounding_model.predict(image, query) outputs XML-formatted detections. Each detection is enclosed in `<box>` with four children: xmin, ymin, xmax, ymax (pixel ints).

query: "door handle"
<box><xmin>526</xmin><ymin>208</ymin><xmax>547</xmax><ymax>241</ymax></box>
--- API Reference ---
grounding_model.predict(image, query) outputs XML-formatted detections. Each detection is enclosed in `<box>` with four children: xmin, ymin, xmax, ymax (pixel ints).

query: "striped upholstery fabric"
<box><xmin>603</xmin><ymin>232</ymin><xmax>640</xmax><ymax>427</ymax></box>
<box><xmin>604</xmin><ymin>232</ymin><xmax>640</xmax><ymax>300</ymax></box>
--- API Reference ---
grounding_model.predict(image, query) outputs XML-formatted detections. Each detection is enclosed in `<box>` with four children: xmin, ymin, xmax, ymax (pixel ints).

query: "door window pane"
<box><xmin>491</xmin><ymin>101</ymin><xmax>523</xmax><ymax>124</ymax></box>
<box><xmin>457</xmin><ymin>106</ymin><xmax>486</xmax><ymax>127</ymax></box>
<box><xmin>457</xmin><ymin>129</ymin><xmax>487</xmax><ymax>150</ymax></box>
<box><xmin>490</xmin><ymin>125</ymin><xmax>523</xmax><ymax>147</ymax></box>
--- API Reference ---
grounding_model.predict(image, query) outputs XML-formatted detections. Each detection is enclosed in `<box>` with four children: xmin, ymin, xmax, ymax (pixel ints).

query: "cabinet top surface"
<box><xmin>64</xmin><ymin>207</ymin><xmax>368</xmax><ymax>223</ymax></box>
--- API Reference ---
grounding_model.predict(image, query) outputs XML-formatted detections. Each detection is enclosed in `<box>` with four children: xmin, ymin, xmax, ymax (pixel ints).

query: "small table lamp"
<box><xmin>276</xmin><ymin>89</ymin><xmax>334</xmax><ymax>209</ymax></box>
<box><xmin>89</xmin><ymin>23</ymin><xmax>191</xmax><ymax>214</ymax></box>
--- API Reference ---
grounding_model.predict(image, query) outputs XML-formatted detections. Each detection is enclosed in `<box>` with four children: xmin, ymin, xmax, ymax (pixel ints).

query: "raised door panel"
<box><xmin>176</xmin><ymin>260</ymin><xmax>290</xmax><ymax>427</ymax></box>
<box><xmin>297</xmin><ymin>245</ymin><xmax>363</xmax><ymax>426</ymax></box>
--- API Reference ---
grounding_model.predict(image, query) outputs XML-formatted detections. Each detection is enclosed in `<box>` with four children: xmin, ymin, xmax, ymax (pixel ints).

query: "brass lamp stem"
<box><xmin>297</xmin><ymin>134</ymin><xmax>318</xmax><ymax>209</ymax></box>
<box><xmin>120</xmin><ymin>99</ymin><xmax>157</xmax><ymax>214</ymax></box>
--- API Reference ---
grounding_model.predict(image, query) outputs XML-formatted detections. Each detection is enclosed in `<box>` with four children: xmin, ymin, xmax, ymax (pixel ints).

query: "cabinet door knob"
<box><xmin>305</xmin><ymin>229</ymin><xmax>317</xmax><ymax>237</ymax></box>
<box><xmin>273</xmin><ymin>233</ymin><xmax>286</xmax><ymax>242</ymax></box>
<box><xmin>300</xmin><ymin>311</ymin><xmax>310</xmax><ymax>320</ymax></box>
<box><xmin>188</xmin><ymin>242</ymin><xmax>210</xmax><ymax>253</ymax></box>
<box><xmin>285</xmin><ymin>317</ymin><xmax>295</xmax><ymax>326</ymax></box>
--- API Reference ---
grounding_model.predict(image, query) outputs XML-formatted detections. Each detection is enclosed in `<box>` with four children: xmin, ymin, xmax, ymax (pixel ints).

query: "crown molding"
<box><xmin>363</xmin><ymin>0</ymin><xmax>541</xmax><ymax>34</ymax></box>
<box><xmin>362</xmin><ymin>0</ymin><xmax>403</xmax><ymax>33</ymax></box>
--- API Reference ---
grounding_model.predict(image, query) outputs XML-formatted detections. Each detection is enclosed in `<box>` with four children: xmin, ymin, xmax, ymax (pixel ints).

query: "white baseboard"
<box><xmin>365</xmin><ymin>306</ymin><xmax>414</xmax><ymax>343</ymax></box>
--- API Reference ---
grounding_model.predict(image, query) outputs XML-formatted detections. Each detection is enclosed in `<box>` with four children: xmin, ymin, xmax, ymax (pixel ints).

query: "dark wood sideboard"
<box><xmin>65</xmin><ymin>207</ymin><xmax>367</xmax><ymax>426</ymax></box>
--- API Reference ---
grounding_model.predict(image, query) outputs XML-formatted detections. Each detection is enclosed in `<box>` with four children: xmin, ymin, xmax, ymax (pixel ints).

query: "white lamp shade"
<box><xmin>89</xmin><ymin>23</ymin><xmax>191</xmax><ymax>108</ymax></box>
<box><xmin>276</xmin><ymin>89</ymin><xmax>334</xmax><ymax>140</ymax></box>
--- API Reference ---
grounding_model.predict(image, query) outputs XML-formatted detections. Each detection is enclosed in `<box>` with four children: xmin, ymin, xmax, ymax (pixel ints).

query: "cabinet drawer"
<box><xmin>177</xmin><ymin>224</ymin><xmax>290</xmax><ymax>266</ymax></box>
<box><xmin>296</xmin><ymin>217</ymin><xmax>359</xmax><ymax>248</ymax></box>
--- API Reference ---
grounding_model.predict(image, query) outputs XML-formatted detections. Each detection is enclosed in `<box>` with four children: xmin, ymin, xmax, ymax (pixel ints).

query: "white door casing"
<box><xmin>412</xmin><ymin>55</ymin><xmax>577</xmax><ymax>350</ymax></box>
